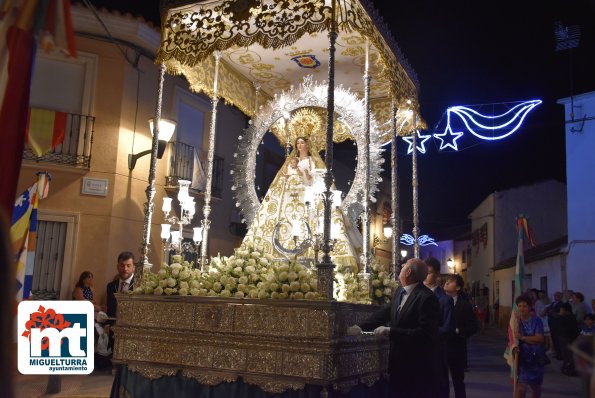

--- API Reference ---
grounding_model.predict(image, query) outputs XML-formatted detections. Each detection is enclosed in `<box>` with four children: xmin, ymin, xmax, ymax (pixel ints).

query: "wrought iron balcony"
<box><xmin>22</xmin><ymin>108</ymin><xmax>95</xmax><ymax>168</ymax></box>
<box><xmin>165</xmin><ymin>141</ymin><xmax>224</xmax><ymax>198</ymax></box>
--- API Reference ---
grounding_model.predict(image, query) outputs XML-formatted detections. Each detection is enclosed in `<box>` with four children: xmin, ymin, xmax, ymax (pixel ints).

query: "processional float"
<box><xmin>116</xmin><ymin>1</ymin><xmax>425</xmax><ymax>396</ymax></box>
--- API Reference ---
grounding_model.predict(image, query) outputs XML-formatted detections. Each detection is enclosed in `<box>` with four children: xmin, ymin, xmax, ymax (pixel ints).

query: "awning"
<box><xmin>156</xmin><ymin>0</ymin><xmax>423</xmax><ymax>138</ymax></box>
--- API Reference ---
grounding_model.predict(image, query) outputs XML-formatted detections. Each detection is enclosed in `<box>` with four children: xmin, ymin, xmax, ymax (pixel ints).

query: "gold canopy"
<box><xmin>158</xmin><ymin>0</ymin><xmax>422</xmax><ymax>136</ymax></box>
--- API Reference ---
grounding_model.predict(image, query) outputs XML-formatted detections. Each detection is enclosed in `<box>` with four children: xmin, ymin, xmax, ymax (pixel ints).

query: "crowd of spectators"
<box><xmin>527</xmin><ymin>288</ymin><xmax>593</xmax><ymax>376</ymax></box>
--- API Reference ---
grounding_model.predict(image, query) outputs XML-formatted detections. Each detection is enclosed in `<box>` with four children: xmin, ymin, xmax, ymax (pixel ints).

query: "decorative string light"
<box><xmin>399</xmin><ymin>233</ymin><xmax>438</xmax><ymax>247</ymax></box>
<box><xmin>396</xmin><ymin>99</ymin><xmax>542</xmax><ymax>154</ymax></box>
<box><xmin>402</xmin><ymin>130</ymin><xmax>431</xmax><ymax>154</ymax></box>
<box><xmin>433</xmin><ymin>110</ymin><xmax>464</xmax><ymax>151</ymax></box>
<box><xmin>433</xmin><ymin>99</ymin><xmax>542</xmax><ymax>151</ymax></box>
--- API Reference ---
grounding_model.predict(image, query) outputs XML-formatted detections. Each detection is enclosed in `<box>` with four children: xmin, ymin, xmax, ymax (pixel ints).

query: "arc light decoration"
<box><xmin>400</xmin><ymin>233</ymin><xmax>438</xmax><ymax>247</ymax></box>
<box><xmin>433</xmin><ymin>99</ymin><xmax>542</xmax><ymax>151</ymax></box>
<box><xmin>230</xmin><ymin>77</ymin><xmax>385</xmax><ymax>227</ymax></box>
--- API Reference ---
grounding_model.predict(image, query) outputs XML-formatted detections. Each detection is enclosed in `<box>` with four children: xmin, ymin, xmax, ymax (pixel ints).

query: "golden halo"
<box><xmin>270</xmin><ymin>107</ymin><xmax>353</xmax><ymax>153</ymax></box>
<box><xmin>288</xmin><ymin>108</ymin><xmax>325</xmax><ymax>152</ymax></box>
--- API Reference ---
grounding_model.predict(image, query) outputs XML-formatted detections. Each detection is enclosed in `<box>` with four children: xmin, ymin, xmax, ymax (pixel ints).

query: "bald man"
<box><xmin>348</xmin><ymin>259</ymin><xmax>441</xmax><ymax>397</ymax></box>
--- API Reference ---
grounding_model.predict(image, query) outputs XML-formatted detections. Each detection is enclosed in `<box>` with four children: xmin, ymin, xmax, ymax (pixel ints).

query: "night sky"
<box><xmin>372</xmin><ymin>0</ymin><xmax>595</xmax><ymax>238</ymax></box>
<box><xmin>91</xmin><ymin>0</ymin><xmax>595</xmax><ymax>239</ymax></box>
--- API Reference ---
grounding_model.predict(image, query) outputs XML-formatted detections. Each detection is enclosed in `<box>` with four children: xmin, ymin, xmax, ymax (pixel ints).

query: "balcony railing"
<box><xmin>22</xmin><ymin>109</ymin><xmax>95</xmax><ymax>168</ymax></box>
<box><xmin>166</xmin><ymin>141</ymin><xmax>224</xmax><ymax>198</ymax></box>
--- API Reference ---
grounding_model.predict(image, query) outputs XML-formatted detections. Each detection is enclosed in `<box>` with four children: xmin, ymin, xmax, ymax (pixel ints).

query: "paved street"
<box><xmin>464</xmin><ymin>328</ymin><xmax>583</xmax><ymax>398</ymax></box>
<box><xmin>13</xmin><ymin>327</ymin><xmax>585</xmax><ymax>397</ymax></box>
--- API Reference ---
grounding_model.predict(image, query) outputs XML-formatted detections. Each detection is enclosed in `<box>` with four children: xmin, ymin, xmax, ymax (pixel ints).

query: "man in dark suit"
<box><xmin>424</xmin><ymin>257</ymin><xmax>455</xmax><ymax>398</ymax></box>
<box><xmin>547</xmin><ymin>291</ymin><xmax>564</xmax><ymax>360</ymax></box>
<box><xmin>347</xmin><ymin>259</ymin><xmax>440</xmax><ymax>398</ymax></box>
<box><xmin>106</xmin><ymin>251</ymin><xmax>136</xmax><ymax>319</ymax></box>
<box><xmin>444</xmin><ymin>274</ymin><xmax>478</xmax><ymax>398</ymax></box>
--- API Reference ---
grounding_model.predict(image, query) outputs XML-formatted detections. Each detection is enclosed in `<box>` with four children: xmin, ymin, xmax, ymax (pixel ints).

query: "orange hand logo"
<box><xmin>21</xmin><ymin>305</ymin><xmax>72</xmax><ymax>349</ymax></box>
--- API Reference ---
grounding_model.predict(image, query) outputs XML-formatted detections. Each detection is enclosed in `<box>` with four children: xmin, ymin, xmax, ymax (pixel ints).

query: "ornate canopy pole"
<box><xmin>253</xmin><ymin>83</ymin><xmax>260</xmax><ymax>116</ymax></box>
<box><xmin>138</xmin><ymin>63</ymin><xmax>166</xmax><ymax>280</ymax></box>
<box><xmin>318</xmin><ymin>0</ymin><xmax>337</xmax><ymax>300</ymax></box>
<box><xmin>361</xmin><ymin>38</ymin><xmax>372</xmax><ymax>274</ymax></box>
<box><xmin>391</xmin><ymin>102</ymin><xmax>401</xmax><ymax>276</ymax></box>
<box><xmin>412</xmin><ymin>111</ymin><xmax>420</xmax><ymax>258</ymax></box>
<box><xmin>199</xmin><ymin>52</ymin><xmax>222</xmax><ymax>270</ymax></box>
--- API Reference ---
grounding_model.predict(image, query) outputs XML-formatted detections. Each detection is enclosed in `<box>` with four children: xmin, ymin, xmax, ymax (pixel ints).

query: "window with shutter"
<box><xmin>29</xmin><ymin>212</ymin><xmax>78</xmax><ymax>300</ymax></box>
<box><xmin>30</xmin><ymin>221</ymin><xmax>66</xmax><ymax>300</ymax></box>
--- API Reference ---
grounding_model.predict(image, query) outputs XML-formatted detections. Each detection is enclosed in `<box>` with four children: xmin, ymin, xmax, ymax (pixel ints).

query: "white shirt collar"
<box><xmin>120</xmin><ymin>275</ymin><xmax>134</xmax><ymax>285</ymax></box>
<box><xmin>403</xmin><ymin>282</ymin><xmax>418</xmax><ymax>295</ymax></box>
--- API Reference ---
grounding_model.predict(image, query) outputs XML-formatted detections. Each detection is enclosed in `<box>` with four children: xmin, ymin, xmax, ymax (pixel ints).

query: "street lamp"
<box><xmin>128</xmin><ymin>118</ymin><xmax>176</xmax><ymax>170</ymax></box>
<box><xmin>373</xmin><ymin>224</ymin><xmax>392</xmax><ymax>246</ymax></box>
<box><xmin>383</xmin><ymin>225</ymin><xmax>393</xmax><ymax>238</ymax></box>
<box><xmin>447</xmin><ymin>258</ymin><xmax>455</xmax><ymax>274</ymax></box>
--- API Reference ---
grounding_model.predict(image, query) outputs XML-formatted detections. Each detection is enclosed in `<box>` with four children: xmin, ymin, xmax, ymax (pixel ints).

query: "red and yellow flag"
<box><xmin>26</xmin><ymin>107</ymin><xmax>67</xmax><ymax>156</ymax></box>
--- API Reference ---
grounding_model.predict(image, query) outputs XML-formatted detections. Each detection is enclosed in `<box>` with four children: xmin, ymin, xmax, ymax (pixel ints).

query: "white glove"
<box><xmin>347</xmin><ymin>325</ymin><xmax>362</xmax><ymax>336</ymax></box>
<box><xmin>96</xmin><ymin>311</ymin><xmax>108</xmax><ymax>323</ymax></box>
<box><xmin>374</xmin><ymin>326</ymin><xmax>391</xmax><ymax>338</ymax></box>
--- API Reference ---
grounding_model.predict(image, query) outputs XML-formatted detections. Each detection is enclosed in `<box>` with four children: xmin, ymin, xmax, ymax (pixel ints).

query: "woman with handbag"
<box><xmin>514</xmin><ymin>295</ymin><xmax>548</xmax><ymax>398</ymax></box>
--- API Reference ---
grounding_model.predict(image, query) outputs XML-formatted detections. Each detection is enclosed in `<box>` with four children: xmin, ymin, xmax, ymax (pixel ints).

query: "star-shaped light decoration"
<box><xmin>402</xmin><ymin>130</ymin><xmax>431</xmax><ymax>154</ymax></box>
<box><xmin>434</xmin><ymin>123</ymin><xmax>464</xmax><ymax>151</ymax></box>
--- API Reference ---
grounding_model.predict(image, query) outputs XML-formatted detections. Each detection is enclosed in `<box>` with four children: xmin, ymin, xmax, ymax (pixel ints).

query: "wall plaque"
<box><xmin>82</xmin><ymin>177</ymin><xmax>108</xmax><ymax>196</ymax></box>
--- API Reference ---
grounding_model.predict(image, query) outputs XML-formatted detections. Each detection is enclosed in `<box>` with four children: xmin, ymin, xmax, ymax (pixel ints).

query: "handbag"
<box><xmin>519</xmin><ymin>344</ymin><xmax>550</xmax><ymax>366</ymax></box>
<box><xmin>520</xmin><ymin>317</ymin><xmax>550</xmax><ymax>367</ymax></box>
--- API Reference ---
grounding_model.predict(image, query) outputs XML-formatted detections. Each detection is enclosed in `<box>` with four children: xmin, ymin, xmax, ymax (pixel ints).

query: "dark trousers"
<box><xmin>548</xmin><ymin>316</ymin><xmax>562</xmax><ymax>358</ymax></box>
<box><xmin>447</xmin><ymin>337</ymin><xmax>468</xmax><ymax>398</ymax></box>
<box><xmin>438</xmin><ymin>344</ymin><xmax>450</xmax><ymax>398</ymax></box>
<box><xmin>448</xmin><ymin>351</ymin><xmax>467</xmax><ymax>398</ymax></box>
<box><xmin>94</xmin><ymin>353</ymin><xmax>112</xmax><ymax>370</ymax></box>
<box><xmin>559</xmin><ymin>336</ymin><xmax>575</xmax><ymax>371</ymax></box>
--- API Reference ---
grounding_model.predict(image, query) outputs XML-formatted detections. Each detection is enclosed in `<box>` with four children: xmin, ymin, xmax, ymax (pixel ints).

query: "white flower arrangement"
<box><xmin>334</xmin><ymin>262</ymin><xmax>371</xmax><ymax>304</ymax></box>
<box><xmin>134</xmin><ymin>247</ymin><xmax>397</xmax><ymax>305</ymax></box>
<box><xmin>369</xmin><ymin>260</ymin><xmax>399</xmax><ymax>305</ymax></box>
<box><xmin>133</xmin><ymin>255</ymin><xmax>207</xmax><ymax>297</ymax></box>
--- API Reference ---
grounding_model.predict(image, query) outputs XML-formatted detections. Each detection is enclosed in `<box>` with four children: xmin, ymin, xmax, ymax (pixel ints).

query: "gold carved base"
<box><xmin>113</xmin><ymin>295</ymin><xmax>388</xmax><ymax>394</ymax></box>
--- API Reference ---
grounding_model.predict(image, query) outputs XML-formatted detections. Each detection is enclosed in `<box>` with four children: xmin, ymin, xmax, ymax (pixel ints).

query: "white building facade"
<box><xmin>467</xmin><ymin>180</ymin><xmax>567</xmax><ymax>323</ymax></box>
<box><xmin>558</xmin><ymin>91</ymin><xmax>595</xmax><ymax>301</ymax></box>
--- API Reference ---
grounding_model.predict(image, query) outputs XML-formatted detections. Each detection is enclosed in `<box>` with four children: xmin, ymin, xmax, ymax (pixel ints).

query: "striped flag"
<box><xmin>39</xmin><ymin>0</ymin><xmax>76</xmax><ymax>57</ymax></box>
<box><xmin>503</xmin><ymin>215</ymin><xmax>534</xmax><ymax>385</ymax></box>
<box><xmin>26</xmin><ymin>107</ymin><xmax>67</xmax><ymax>156</ymax></box>
<box><xmin>11</xmin><ymin>171</ymin><xmax>50</xmax><ymax>301</ymax></box>
<box><xmin>0</xmin><ymin>0</ymin><xmax>38</xmax><ymax>218</ymax></box>
<box><xmin>0</xmin><ymin>0</ymin><xmax>75</xmax><ymax>218</ymax></box>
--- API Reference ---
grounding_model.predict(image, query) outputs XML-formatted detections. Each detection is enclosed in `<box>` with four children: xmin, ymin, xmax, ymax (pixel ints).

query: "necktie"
<box><xmin>120</xmin><ymin>281</ymin><xmax>127</xmax><ymax>292</ymax></box>
<box><xmin>396</xmin><ymin>289</ymin><xmax>407</xmax><ymax>315</ymax></box>
<box><xmin>398</xmin><ymin>289</ymin><xmax>406</xmax><ymax>304</ymax></box>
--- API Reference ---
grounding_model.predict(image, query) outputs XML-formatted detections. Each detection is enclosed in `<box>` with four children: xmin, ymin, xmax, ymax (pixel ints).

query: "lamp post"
<box><xmin>160</xmin><ymin>180</ymin><xmax>202</xmax><ymax>266</ymax></box>
<box><xmin>318</xmin><ymin>0</ymin><xmax>337</xmax><ymax>300</ymax></box>
<box><xmin>136</xmin><ymin>64</ymin><xmax>174</xmax><ymax>283</ymax></box>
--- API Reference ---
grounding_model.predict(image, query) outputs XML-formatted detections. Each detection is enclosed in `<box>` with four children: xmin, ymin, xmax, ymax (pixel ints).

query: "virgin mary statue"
<box><xmin>240</xmin><ymin>109</ymin><xmax>362</xmax><ymax>272</ymax></box>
